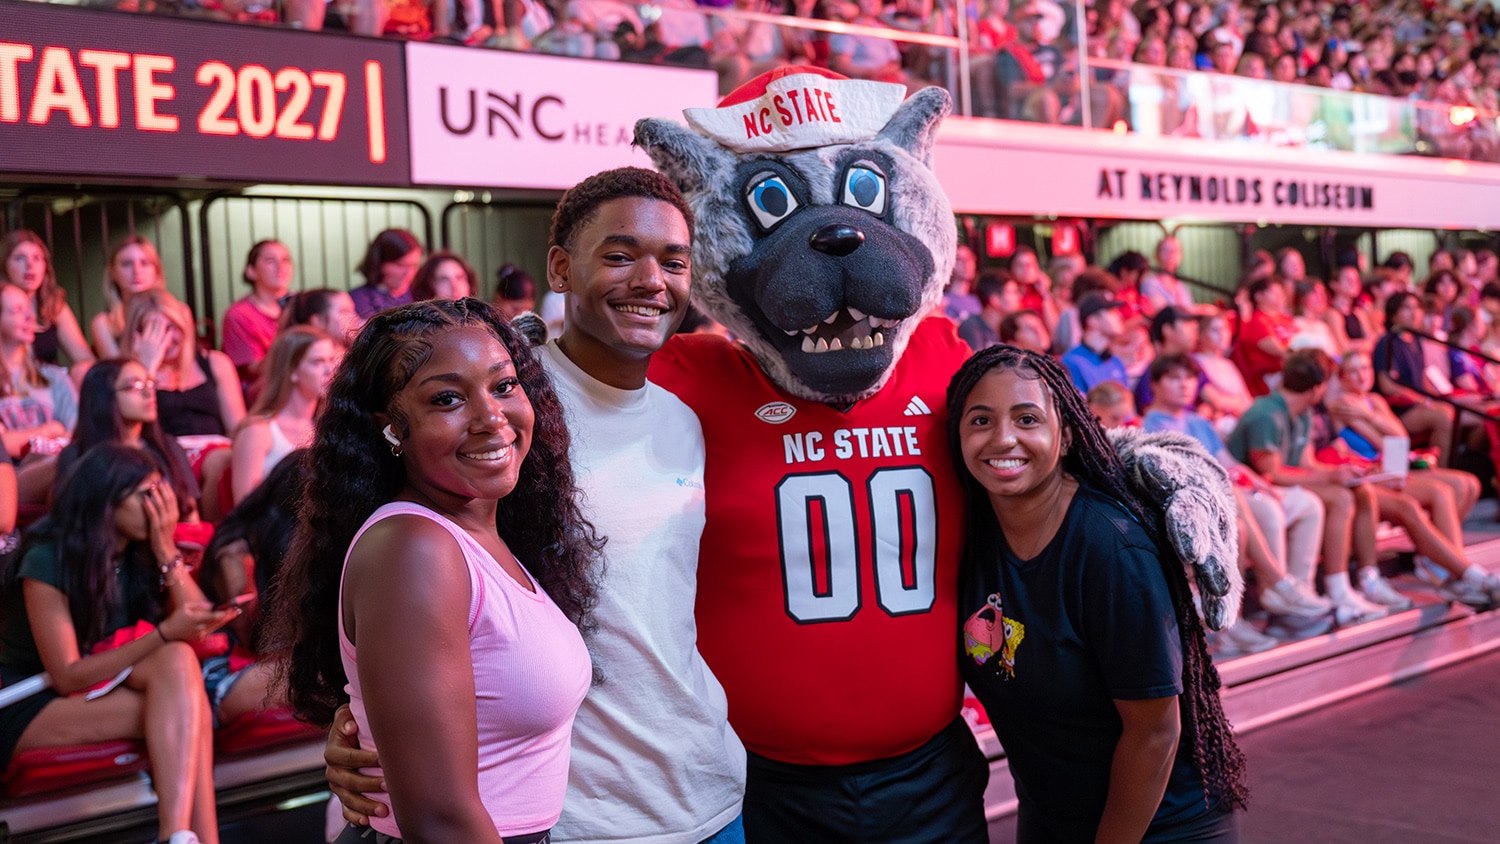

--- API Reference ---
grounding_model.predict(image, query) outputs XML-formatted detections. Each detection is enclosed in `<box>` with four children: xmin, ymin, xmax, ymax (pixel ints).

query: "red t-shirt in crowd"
<box><xmin>220</xmin><ymin>297</ymin><xmax>280</xmax><ymax>369</ymax></box>
<box><xmin>649</xmin><ymin>317</ymin><xmax>970</xmax><ymax>766</ymax></box>
<box><xmin>1235</xmin><ymin>310</ymin><xmax>1295</xmax><ymax>396</ymax></box>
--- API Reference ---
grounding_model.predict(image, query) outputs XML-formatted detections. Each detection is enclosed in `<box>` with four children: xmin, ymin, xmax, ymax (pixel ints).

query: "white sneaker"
<box><xmin>1215</xmin><ymin>619</ymin><xmax>1281</xmax><ymax>657</ymax></box>
<box><xmin>166</xmin><ymin>832</ymin><xmax>202</xmax><ymax>844</ymax></box>
<box><xmin>1261</xmin><ymin>577</ymin><xmax>1335</xmax><ymax>618</ymax></box>
<box><xmin>1332</xmin><ymin>591</ymin><xmax>1390</xmax><ymax>626</ymax></box>
<box><xmin>1438</xmin><ymin>577</ymin><xmax>1498</xmax><ymax>610</ymax></box>
<box><xmin>1359</xmin><ymin>570</ymin><xmax>1415</xmax><ymax>611</ymax></box>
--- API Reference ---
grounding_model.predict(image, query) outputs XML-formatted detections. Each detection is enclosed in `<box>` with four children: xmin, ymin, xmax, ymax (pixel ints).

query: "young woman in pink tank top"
<box><xmin>269</xmin><ymin>299</ymin><xmax>603</xmax><ymax>844</ymax></box>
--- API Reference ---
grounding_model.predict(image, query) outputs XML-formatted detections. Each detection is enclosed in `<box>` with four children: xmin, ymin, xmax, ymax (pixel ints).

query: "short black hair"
<box><xmin>550</xmin><ymin>167</ymin><xmax>694</xmax><ymax>253</ymax></box>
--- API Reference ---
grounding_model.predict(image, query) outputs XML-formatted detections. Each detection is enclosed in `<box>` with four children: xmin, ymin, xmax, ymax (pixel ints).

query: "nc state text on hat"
<box><xmin>744</xmin><ymin>86</ymin><xmax>843</xmax><ymax>140</ymax></box>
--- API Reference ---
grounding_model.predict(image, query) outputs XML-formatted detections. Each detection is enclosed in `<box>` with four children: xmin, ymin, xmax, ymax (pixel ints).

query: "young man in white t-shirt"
<box><xmin>325</xmin><ymin>168</ymin><xmax>747</xmax><ymax>844</ymax></box>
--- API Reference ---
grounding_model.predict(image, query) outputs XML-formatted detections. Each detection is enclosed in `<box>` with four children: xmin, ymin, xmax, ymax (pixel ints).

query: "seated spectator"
<box><xmin>943</xmin><ymin>243</ymin><xmax>982</xmax><ymax>324</ymax></box>
<box><xmin>1062</xmin><ymin>291</ymin><xmax>1128</xmax><ymax>395</ymax></box>
<box><xmin>1105</xmin><ymin>250</ymin><xmax>1149</xmax><ymax>321</ymax></box>
<box><xmin>1048</xmin><ymin>252</ymin><xmax>1085</xmax><ymax>310</ymax></box>
<box><xmin>1382</xmin><ymin>251</ymin><xmax>1415</xmax><ymax>288</ymax></box>
<box><xmin>349</xmin><ymin>229</ymin><xmax>424</xmax><ymax>319</ymax></box>
<box><xmin>1325</xmin><ymin>265</ymin><xmax>1374</xmax><ymax>358</ymax></box>
<box><xmin>493</xmin><ymin>263</ymin><xmax>539</xmax><ymax>321</ymax></box>
<box><xmin>1140</xmin><ymin>354</ymin><xmax>1333</xmax><ymax>643</ymax></box>
<box><xmin>1</xmin><ymin>231</ymin><xmax>94</xmax><ymax>368</ymax></box>
<box><xmin>710</xmin><ymin>0</ymin><xmax>793</xmax><ymax>89</ymax></box>
<box><xmin>282</xmin><ymin>288</ymin><xmax>363</xmax><ymax>348</ymax></box>
<box><xmin>1132</xmin><ymin>305</ymin><xmax>1199</xmax><ymax>411</ymax></box>
<box><xmin>958</xmin><ymin>270</ymin><xmax>1019</xmax><ymax>351</ymax></box>
<box><xmin>229</xmin><ymin>328</ymin><xmax>336</xmax><ymax>505</ymax></box>
<box><xmin>1327</xmin><ymin>352</ymin><xmax>1495</xmax><ymax>600</ymax></box>
<box><xmin>1234</xmin><ymin>275</ymin><xmax>1294</xmax><ymax>396</ymax></box>
<box><xmin>1423</xmin><ymin>269</ymin><xmax>1462</xmax><ymax>329</ymax></box>
<box><xmin>1194</xmin><ymin>310</ymin><xmax>1254</xmax><ymax>434</ymax></box>
<box><xmin>1290</xmin><ymin>280</ymin><xmax>1342</xmax><ymax>358</ymax></box>
<box><xmin>1007</xmin><ymin>246</ymin><xmax>1059</xmax><ymax>328</ymax></box>
<box><xmin>91</xmin><ymin>236</ymin><xmax>191</xmax><ymax>360</ymax></box>
<box><xmin>56</xmin><ymin>359</ymin><xmax>202</xmax><ymax>527</ymax></box>
<box><xmin>221</xmin><ymin>240</ymin><xmax>295</xmax><ymax>389</ymax></box>
<box><xmin>0</xmin><ymin>284</ymin><xmax>77</xmax><ymax>461</ymax></box>
<box><xmin>1372</xmin><ymin>292</ymin><xmax>1457</xmax><ymax>466</ymax></box>
<box><xmin>1224</xmin><ymin>349</ymin><xmax>1389</xmax><ymax>626</ymax></box>
<box><xmin>121</xmin><ymin>290</ymin><xmax>246</xmax><ymax>439</ymax></box>
<box><xmin>200</xmin><ymin>452</ymin><xmax>306</xmax><ymax>728</ymax></box>
<box><xmin>410</xmin><ymin>251</ymin><xmax>476</xmax><ymax>302</ymax></box>
<box><xmin>1140</xmin><ymin>236</ymin><xmax>1197</xmax><ymax>315</ymax></box>
<box><xmin>827</xmin><ymin>0</ymin><xmax>906</xmax><ymax>83</ymax></box>
<box><xmin>997</xmin><ymin>308</ymin><xmax>1050</xmax><ymax>354</ymax></box>
<box><xmin>0</xmin><ymin>444</ymin><xmax>235</xmax><ymax>844</ymax></box>
<box><xmin>1085</xmin><ymin>380</ymin><xmax>1135</xmax><ymax>428</ymax></box>
<box><xmin>1052</xmin><ymin>266</ymin><xmax>1119</xmax><ymax>353</ymax></box>
<box><xmin>994</xmin><ymin>0</ymin><xmax>1065</xmax><ymax>119</ymax></box>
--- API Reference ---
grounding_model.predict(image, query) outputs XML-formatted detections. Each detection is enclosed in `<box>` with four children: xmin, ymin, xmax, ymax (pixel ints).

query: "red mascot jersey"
<box><xmin>650</xmin><ymin>317</ymin><xmax>970</xmax><ymax>766</ymax></box>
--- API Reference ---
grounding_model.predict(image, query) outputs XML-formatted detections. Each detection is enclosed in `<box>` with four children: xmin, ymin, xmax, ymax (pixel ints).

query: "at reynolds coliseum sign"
<box><xmin>404</xmin><ymin>43</ymin><xmax>717</xmax><ymax>189</ymax></box>
<box><xmin>0</xmin><ymin>3</ymin><xmax>410</xmax><ymax>186</ymax></box>
<box><xmin>934</xmin><ymin>117</ymin><xmax>1500</xmax><ymax>231</ymax></box>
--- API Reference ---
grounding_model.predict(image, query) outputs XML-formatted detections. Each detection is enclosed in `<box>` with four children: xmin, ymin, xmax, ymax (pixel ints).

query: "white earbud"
<box><xmin>382</xmin><ymin>424</ymin><xmax>401</xmax><ymax>448</ymax></box>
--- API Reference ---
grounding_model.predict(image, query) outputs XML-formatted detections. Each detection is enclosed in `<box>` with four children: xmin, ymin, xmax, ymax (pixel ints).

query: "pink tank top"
<box><xmin>338</xmin><ymin>501</ymin><xmax>591</xmax><ymax>839</ymax></box>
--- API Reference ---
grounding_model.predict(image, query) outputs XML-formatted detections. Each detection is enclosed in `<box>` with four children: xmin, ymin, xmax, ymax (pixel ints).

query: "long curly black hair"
<box><xmin>266</xmin><ymin>298</ymin><xmax>604</xmax><ymax>727</ymax></box>
<box><xmin>945</xmin><ymin>344</ymin><xmax>1249</xmax><ymax>812</ymax></box>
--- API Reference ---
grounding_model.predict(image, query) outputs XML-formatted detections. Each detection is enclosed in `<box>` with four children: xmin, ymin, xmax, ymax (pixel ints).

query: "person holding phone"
<box><xmin>0</xmin><ymin>444</ymin><xmax>237</xmax><ymax>844</ymax></box>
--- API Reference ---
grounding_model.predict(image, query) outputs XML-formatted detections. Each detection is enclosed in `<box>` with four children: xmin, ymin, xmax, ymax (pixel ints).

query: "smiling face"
<box><xmin>552</xmin><ymin>196</ymin><xmax>692</xmax><ymax>375</ymax></box>
<box><xmin>389</xmin><ymin>325</ymin><xmax>534</xmax><ymax>506</ymax></box>
<box><xmin>0</xmin><ymin>284</ymin><xmax>35</xmax><ymax>346</ymax></box>
<box><xmin>5</xmin><ymin>240</ymin><xmax>46</xmax><ymax>294</ymax></box>
<box><xmin>959</xmin><ymin>368</ymin><xmax>1070</xmax><ymax>507</ymax></box>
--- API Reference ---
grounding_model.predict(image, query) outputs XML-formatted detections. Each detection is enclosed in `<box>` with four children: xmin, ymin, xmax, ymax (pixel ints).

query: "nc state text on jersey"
<box><xmin>782</xmin><ymin>426</ymin><xmax>923</xmax><ymax>464</ymax></box>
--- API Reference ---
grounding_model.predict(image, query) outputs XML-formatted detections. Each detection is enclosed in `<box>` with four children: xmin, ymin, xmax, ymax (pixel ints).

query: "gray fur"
<box><xmin>1109</xmin><ymin>426</ymin><xmax>1245</xmax><ymax>631</ymax></box>
<box><xmin>634</xmin><ymin>87</ymin><xmax>956</xmax><ymax>403</ymax></box>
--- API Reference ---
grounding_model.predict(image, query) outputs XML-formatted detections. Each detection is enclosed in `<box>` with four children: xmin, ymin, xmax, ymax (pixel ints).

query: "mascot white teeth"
<box><xmin>636</xmin><ymin>66</ymin><xmax>1240</xmax><ymax>842</ymax></box>
<box><xmin>636</xmin><ymin>68</ymin><xmax>954</xmax><ymax>404</ymax></box>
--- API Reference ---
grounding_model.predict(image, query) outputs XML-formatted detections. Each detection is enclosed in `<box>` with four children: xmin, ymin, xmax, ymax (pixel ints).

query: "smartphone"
<box><xmin>215</xmin><ymin>593</ymin><xmax>258</xmax><ymax>612</ymax></box>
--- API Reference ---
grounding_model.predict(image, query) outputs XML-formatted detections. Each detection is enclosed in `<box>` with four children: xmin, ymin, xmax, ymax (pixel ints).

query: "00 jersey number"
<box><xmin>775</xmin><ymin>467</ymin><xmax>937</xmax><ymax>623</ymax></box>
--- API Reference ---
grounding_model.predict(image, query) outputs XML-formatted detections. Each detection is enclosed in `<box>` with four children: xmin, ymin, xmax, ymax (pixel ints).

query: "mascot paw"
<box><xmin>1108</xmin><ymin>427</ymin><xmax>1244</xmax><ymax>631</ymax></box>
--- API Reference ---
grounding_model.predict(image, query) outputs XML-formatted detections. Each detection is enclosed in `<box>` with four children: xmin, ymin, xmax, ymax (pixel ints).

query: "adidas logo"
<box><xmin>903</xmin><ymin>396</ymin><xmax>932</xmax><ymax>416</ymax></box>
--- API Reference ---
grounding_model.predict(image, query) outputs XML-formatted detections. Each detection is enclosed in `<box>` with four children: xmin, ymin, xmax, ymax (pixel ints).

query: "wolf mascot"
<box><xmin>637</xmin><ymin>68</ymin><xmax>1240</xmax><ymax>841</ymax></box>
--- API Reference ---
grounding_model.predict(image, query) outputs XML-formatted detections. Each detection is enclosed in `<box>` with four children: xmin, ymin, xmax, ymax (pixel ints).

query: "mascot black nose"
<box><xmin>809</xmin><ymin>224</ymin><xmax>865</xmax><ymax>257</ymax></box>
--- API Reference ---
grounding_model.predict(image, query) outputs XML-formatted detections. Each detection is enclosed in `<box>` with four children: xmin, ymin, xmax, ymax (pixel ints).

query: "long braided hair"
<box><xmin>945</xmin><ymin>344</ymin><xmax>1249</xmax><ymax>811</ymax></box>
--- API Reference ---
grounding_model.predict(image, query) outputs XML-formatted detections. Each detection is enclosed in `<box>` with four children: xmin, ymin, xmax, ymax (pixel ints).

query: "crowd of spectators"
<box><xmin>64</xmin><ymin>0</ymin><xmax>1500</xmax><ymax>129</ymax></box>
<box><xmin>942</xmin><ymin>233</ymin><xmax>1500</xmax><ymax>656</ymax></box>
<box><xmin>0</xmin><ymin>225</ymin><xmax>582</xmax><ymax>842</ymax></box>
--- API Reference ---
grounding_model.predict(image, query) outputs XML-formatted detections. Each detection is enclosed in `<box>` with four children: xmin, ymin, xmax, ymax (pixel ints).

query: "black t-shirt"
<box><xmin>958</xmin><ymin>483</ymin><xmax>1226</xmax><ymax>843</ymax></box>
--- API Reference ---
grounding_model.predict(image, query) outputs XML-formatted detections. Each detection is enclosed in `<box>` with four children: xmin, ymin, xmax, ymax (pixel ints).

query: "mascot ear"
<box><xmin>634</xmin><ymin>118</ymin><xmax>739</xmax><ymax>195</ymax></box>
<box><xmin>874</xmin><ymin>86</ymin><xmax>951</xmax><ymax>168</ymax></box>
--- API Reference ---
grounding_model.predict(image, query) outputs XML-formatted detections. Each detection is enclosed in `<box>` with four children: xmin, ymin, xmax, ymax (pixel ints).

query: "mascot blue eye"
<box><xmin>746</xmin><ymin>175</ymin><xmax>800</xmax><ymax>230</ymax></box>
<box><xmin>841</xmin><ymin>165</ymin><xmax>887</xmax><ymax>216</ymax></box>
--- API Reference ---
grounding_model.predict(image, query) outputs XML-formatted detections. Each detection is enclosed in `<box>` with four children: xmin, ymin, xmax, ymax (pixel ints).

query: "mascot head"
<box><xmin>635</xmin><ymin>68</ymin><xmax>955</xmax><ymax>404</ymax></box>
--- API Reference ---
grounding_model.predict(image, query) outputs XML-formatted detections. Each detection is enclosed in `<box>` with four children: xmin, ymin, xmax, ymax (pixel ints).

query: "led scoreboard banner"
<box><xmin>0</xmin><ymin>2</ymin><xmax>410</xmax><ymax>186</ymax></box>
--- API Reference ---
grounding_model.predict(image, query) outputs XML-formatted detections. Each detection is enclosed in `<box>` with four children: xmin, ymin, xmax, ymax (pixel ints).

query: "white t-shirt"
<box><xmin>541</xmin><ymin>342</ymin><xmax>746</xmax><ymax>844</ymax></box>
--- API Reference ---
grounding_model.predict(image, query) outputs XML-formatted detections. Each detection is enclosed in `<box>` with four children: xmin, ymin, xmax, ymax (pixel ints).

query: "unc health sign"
<box><xmin>935</xmin><ymin>118</ymin><xmax>1500</xmax><ymax>231</ymax></box>
<box><xmin>0</xmin><ymin>2</ymin><xmax>410</xmax><ymax>186</ymax></box>
<box><xmin>405</xmin><ymin>44</ymin><xmax>717</xmax><ymax>189</ymax></box>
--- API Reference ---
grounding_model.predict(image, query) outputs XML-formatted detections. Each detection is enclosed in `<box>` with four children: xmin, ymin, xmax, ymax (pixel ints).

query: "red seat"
<box><xmin>214</xmin><ymin>706</ymin><xmax>321</xmax><ymax>756</ymax></box>
<box><xmin>1</xmin><ymin>739</ymin><xmax>149</xmax><ymax>798</ymax></box>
